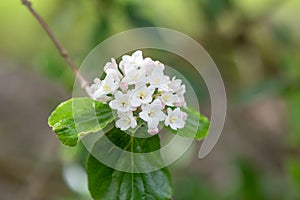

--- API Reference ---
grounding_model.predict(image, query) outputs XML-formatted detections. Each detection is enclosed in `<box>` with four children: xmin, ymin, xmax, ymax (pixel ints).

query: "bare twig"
<box><xmin>21</xmin><ymin>0</ymin><xmax>89</xmax><ymax>89</ymax></box>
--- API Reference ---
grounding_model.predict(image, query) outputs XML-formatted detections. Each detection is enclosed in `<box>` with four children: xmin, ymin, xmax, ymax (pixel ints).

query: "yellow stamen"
<box><xmin>163</xmin><ymin>95</ymin><xmax>169</xmax><ymax>101</ymax></box>
<box><xmin>138</xmin><ymin>91</ymin><xmax>146</xmax><ymax>99</ymax></box>
<box><xmin>169</xmin><ymin>116</ymin><xmax>177</xmax><ymax>123</ymax></box>
<box><xmin>103</xmin><ymin>85</ymin><xmax>110</xmax><ymax>91</ymax></box>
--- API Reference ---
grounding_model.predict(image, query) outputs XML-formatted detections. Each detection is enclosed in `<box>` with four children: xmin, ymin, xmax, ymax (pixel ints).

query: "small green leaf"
<box><xmin>48</xmin><ymin>98</ymin><xmax>114</xmax><ymax>147</ymax></box>
<box><xmin>165</xmin><ymin>106</ymin><xmax>210</xmax><ymax>140</ymax></box>
<box><xmin>87</xmin><ymin>128</ymin><xmax>173</xmax><ymax>200</ymax></box>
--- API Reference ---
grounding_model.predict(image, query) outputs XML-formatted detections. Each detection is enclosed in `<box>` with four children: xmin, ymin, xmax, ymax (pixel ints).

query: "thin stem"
<box><xmin>21</xmin><ymin>0</ymin><xmax>89</xmax><ymax>89</ymax></box>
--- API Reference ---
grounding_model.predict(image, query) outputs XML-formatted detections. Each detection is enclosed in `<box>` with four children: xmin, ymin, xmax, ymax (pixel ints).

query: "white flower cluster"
<box><xmin>88</xmin><ymin>50</ymin><xmax>187</xmax><ymax>134</ymax></box>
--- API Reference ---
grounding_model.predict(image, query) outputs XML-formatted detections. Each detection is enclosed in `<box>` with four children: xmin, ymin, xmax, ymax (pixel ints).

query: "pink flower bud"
<box><xmin>120</xmin><ymin>82</ymin><xmax>128</xmax><ymax>92</ymax></box>
<box><xmin>148</xmin><ymin>128</ymin><xmax>158</xmax><ymax>135</ymax></box>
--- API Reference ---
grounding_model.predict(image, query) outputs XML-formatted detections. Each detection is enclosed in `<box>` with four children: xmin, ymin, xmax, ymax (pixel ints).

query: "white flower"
<box><xmin>165</xmin><ymin>108</ymin><xmax>187</xmax><ymax>130</ymax></box>
<box><xmin>130</xmin><ymin>86</ymin><xmax>154</xmax><ymax>107</ymax></box>
<box><xmin>159</xmin><ymin>92</ymin><xmax>177</xmax><ymax>107</ymax></box>
<box><xmin>116</xmin><ymin>111</ymin><xmax>137</xmax><ymax>131</ymax></box>
<box><xmin>100</xmin><ymin>75</ymin><xmax>119</xmax><ymax>93</ymax></box>
<box><xmin>88</xmin><ymin>78</ymin><xmax>112</xmax><ymax>102</ymax></box>
<box><xmin>119</xmin><ymin>50</ymin><xmax>144</xmax><ymax>75</ymax></box>
<box><xmin>174</xmin><ymin>93</ymin><xmax>187</xmax><ymax>107</ymax></box>
<box><xmin>168</xmin><ymin>77</ymin><xmax>186</xmax><ymax>107</ymax></box>
<box><xmin>139</xmin><ymin>99</ymin><xmax>166</xmax><ymax>134</ymax></box>
<box><xmin>148</xmin><ymin>67</ymin><xmax>170</xmax><ymax>90</ymax></box>
<box><xmin>104</xmin><ymin>58</ymin><xmax>123</xmax><ymax>82</ymax></box>
<box><xmin>122</xmin><ymin>68</ymin><xmax>147</xmax><ymax>85</ymax></box>
<box><xmin>169</xmin><ymin>77</ymin><xmax>185</xmax><ymax>94</ymax></box>
<box><xmin>88</xmin><ymin>78</ymin><xmax>101</xmax><ymax>96</ymax></box>
<box><xmin>109</xmin><ymin>91</ymin><xmax>132</xmax><ymax>112</ymax></box>
<box><xmin>94</xmin><ymin>75</ymin><xmax>119</xmax><ymax>101</ymax></box>
<box><xmin>143</xmin><ymin>58</ymin><xmax>164</xmax><ymax>76</ymax></box>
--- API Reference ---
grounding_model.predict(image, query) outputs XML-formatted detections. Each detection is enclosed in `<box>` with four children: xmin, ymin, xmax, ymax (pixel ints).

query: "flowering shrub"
<box><xmin>88</xmin><ymin>50</ymin><xmax>187</xmax><ymax>134</ymax></box>
<box><xmin>48</xmin><ymin>50</ymin><xmax>210</xmax><ymax>200</ymax></box>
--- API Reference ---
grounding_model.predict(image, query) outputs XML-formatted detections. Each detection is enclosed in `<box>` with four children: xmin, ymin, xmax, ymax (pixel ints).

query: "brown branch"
<box><xmin>21</xmin><ymin>0</ymin><xmax>89</xmax><ymax>89</ymax></box>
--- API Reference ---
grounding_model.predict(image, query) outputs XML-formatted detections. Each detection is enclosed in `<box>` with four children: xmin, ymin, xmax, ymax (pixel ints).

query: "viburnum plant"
<box><xmin>21</xmin><ymin>1</ymin><xmax>210</xmax><ymax>199</ymax></box>
<box><xmin>49</xmin><ymin>51</ymin><xmax>210</xmax><ymax>199</ymax></box>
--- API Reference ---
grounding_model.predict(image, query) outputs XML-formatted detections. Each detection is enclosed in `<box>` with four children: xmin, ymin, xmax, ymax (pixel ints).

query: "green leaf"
<box><xmin>87</xmin><ymin>128</ymin><xmax>173</xmax><ymax>200</ymax></box>
<box><xmin>165</xmin><ymin>106</ymin><xmax>210</xmax><ymax>140</ymax></box>
<box><xmin>48</xmin><ymin>98</ymin><xmax>114</xmax><ymax>147</ymax></box>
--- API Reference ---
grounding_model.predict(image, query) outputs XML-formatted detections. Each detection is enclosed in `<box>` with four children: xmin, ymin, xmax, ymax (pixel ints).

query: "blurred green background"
<box><xmin>0</xmin><ymin>0</ymin><xmax>300</xmax><ymax>199</ymax></box>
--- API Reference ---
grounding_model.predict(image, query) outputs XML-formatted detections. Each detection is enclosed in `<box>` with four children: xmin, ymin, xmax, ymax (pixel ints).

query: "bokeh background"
<box><xmin>1</xmin><ymin>0</ymin><xmax>300</xmax><ymax>199</ymax></box>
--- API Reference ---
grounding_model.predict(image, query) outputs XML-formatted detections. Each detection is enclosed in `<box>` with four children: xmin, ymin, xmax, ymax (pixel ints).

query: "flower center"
<box><xmin>153</xmin><ymin>78</ymin><xmax>160</xmax><ymax>84</ymax></box>
<box><xmin>162</xmin><ymin>95</ymin><xmax>169</xmax><ymax>101</ymax></box>
<box><xmin>148</xmin><ymin>111</ymin><xmax>155</xmax><ymax>117</ymax></box>
<box><xmin>103</xmin><ymin>84</ymin><xmax>110</xmax><ymax>91</ymax></box>
<box><xmin>137</xmin><ymin>91</ymin><xmax>146</xmax><ymax>99</ymax></box>
<box><xmin>121</xmin><ymin>101</ymin><xmax>127</xmax><ymax>107</ymax></box>
<box><xmin>169</xmin><ymin>116</ymin><xmax>177</xmax><ymax>123</ymax></box>
<box><xmin>131</xmin><ymin>74</ymin><xmax>138</xmax><ymax>81</ymax></box>
<box><xmin>124</xmin><ymin>117</ymin><xmax>131</xmax><ymax>125</ymax></box>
